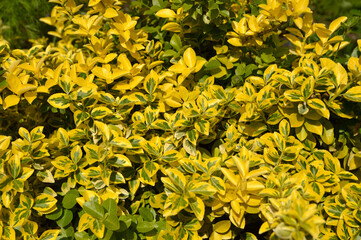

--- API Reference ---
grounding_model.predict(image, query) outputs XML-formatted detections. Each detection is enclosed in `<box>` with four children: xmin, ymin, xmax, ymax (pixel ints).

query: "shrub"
<box><xmin>1</xmin><ymin>0</ymin><xmax>361</xmax><ymax>239</ymax></box>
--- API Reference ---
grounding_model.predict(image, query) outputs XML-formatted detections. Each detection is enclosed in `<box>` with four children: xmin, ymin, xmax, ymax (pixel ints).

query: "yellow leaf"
<box><xmin>103</xmin><ymin>53</ymin><xmax>117</xmax><ymax>63</ymax></box>
<box><xmin>0</xmin><ymin>135</ymin><xmax>11</xmax><ymax>150</ymax></box>
<box><xmin>304</xmin><ymin>119</ymin><xmax>323</xmax><ymax>136</ymax></box>
<box><xmin>78</xmin><ymin>213</ymin><xmax>92</xmax><ymax>232</ymax></box>
<box><xmin>329</xmin><ymin>16</ymin><xmax>347</xmax><ymax>33</ymax></box>
<box><xmin>169</xmin><ymin>61</ymin><xmax>188</xmax><ymax>73</ymax></box>
<box><xmin>161</xmin><ymin>22</ymin><xmax>182</xmax><ymax>32</ymax></box>
<box><xmin>247</xmin><ymin>180</ymin><xmax>265</xmax><ymax>191</ymax></box>
<box><xmin>24</xmin><ymin>91</ymin><xmax>37</xmax><ymax>104</ymax></box>
<box><xmin>344</xmin><ymin>86</ymin><xmax>361</xmax><ymax>102</ymax></box>
<box><xmin>3</xmin><ymin>95</ymin><xmax>20</xmax><ymax>109</ymax></box>
<box><xmin>227</xmin><ymin>38</ymin><xmax>243</xmax><ymax>47</ymax></box>
<box><xmin>6</xmin><ymin>73</ymin><xmax>36</xmax><ymax>95</ymax></box>
<box><xmin>104</xmin><ymin>8</ymin><xmax>118</xmax><ymax>18</ymax></box>
<box><xmin>288</xmin><ymin>113</ymin><xmax>304</xmax><ymax>128</ymax></box>
<box><xmin>88</xmin><ymin>0</ymin><xmax>101</xmax><ymax>6</ymax></box>
<box><xmin>213</xmin><ymin>220</ymin><xmax>231</xmax><ymax>234</ymax></box>
<box><xmin>183</xmin><ymin>48</ymin><xmax>196</xmax><ymax>69</ymax></box>
<box><xmin>156</xmin><ymin>9</ymin><xmax>177</xmax><ymax>18</ymax></box>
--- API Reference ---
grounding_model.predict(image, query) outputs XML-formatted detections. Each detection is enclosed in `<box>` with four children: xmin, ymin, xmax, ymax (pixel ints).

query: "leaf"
<box><xmin>3</xmin><ymin>95</ymin><xmax>20</xmax><ymax>109</ymax></box>
<box><xmin>156</xmin><ymin>9</ymin><xmax>176</xmax><ymax>18</ymax></box>
<box><xmin>213</xmin><ymin>220</ymin><xmax>231</xmax><ymax>234</ymax></box>
<box><xmin>136</xmin><ymin>221</ymin><xmax>157</xmax><ymax>233</ymax></box>
<box><xmin>33</xmin><ymin>194</ymin><xmax>58</xmax><ymax>213</ymax></box>
<box><xmin>90</xmin><ymin>219</ymin><xmax>105</xmax><ymax>239</ymax></box>
<box><xmin>8</xmin><ymin>155</ymin><xmax>21</xmax><ymax>179</ymax></box>
<box><xmin>143</xmin><ymin>161</ymin><xmax>159</xmax><ymax>177</ymax></box>
<box><xmin>62</xmin><ymin>190</ymin><xmax>79</xmax><ymax>209</ymax></box>
<box><xmin>21</xmin><ymin>220</ymin><xmax>38</xmax><ymax>235</ymax></box>
<box><xmin>108</xmin><ymin>154</ymin><xmax>132</xmax><ymax>167</ymax></box>
<box><xmin>164</xmin><ymin>168</ymin><xmax>186</xmax><ymax>192</ymax></box>
<box><xmin>46</xmin><ymin>207</ymin><xmax>63</xmax><ymax>221</ymax></box>
<box><xmin>91</xmin><ymin>107</ymin><xmax>112</xmax><ymax>119</ymax></box>
<box><xmin>76</xmin><ymin>87</ymin><xmax>94</xmax><ymax>100</ymax></box>
<box><xmin>210</xmin><ymin>176</ymin><xmax>226</xmax><ymax>195</ymax></box>
<box><xmin>48</xmin><ymin>93</ymin><xmax>71</xmax><ymax>109</ymax></box>
<box><xmin>194</xmin><ymin>120</ymin><xmax>210</xmax><ymax>136</ymax></box>
<box><xmin>164</xmin><ymin>193</ymin><xmax>188</xmax><ymax>217</ymax></box>
<box><xmin>336</xmin><ymin>220</ymin><xmax>350</xmax><ymax>240</ymax></box>
<box><xmin>170</xmin><ymin>34</ymin><xmax>182</xmax><ymax>51</ymax></box>
<box><xmin>279</xmin><ymin>119</ymin><xmax>290</xmax><ymax>137</ymax></box>
<box><xmin>329</xmin><ymin>16</ymin><xmax>348</xmax><ymax>33</ymax></box>
<box><xmin>307</xmin><ymin>98</ymin><xmax>329</xmax><ymax>119</ymax></box>
<box><xmin>189</xmin><ymin>197</ymin><xmax>205</xmax><ymax>221</ymax></box>
<box><xmin>161</xmin><ymin>22</ymin><xmax>182</xmax><ymax>32</ymax></box>
<box><xmin>304</xmin><ymin>119</ymin><xmax>323</xmax><ymax>136</ymax></box>
<box><xmin>83</xmin><ymin>200</ymin><xmax>105</xmax><ymax>219</ymax></box>
<box><xmin>188</xmin><ymin>182</ymin><xmax>217</xmax><ymax>196</ymax></box>
<box><xmin>183</xmin><ymin>48</ymin><xmax>197</xmax><ymax>69</ymax></box>
<box><xmin>344</xmin><ymin>86</ymin><xmax>361</xmax><ymax>102</ymax></box>
<box><xmin>38</xmin><ymin>229</ymin><xmax>61</xmax><ymax>240</ymax></box>
<box><xmin>284</xmin><ymin>90</ymin><xmax>303</xmax><ymax>102</ymax></box>
<box><xmin>56</xmin><ymin>209</ymin><xmax>73</xmax><ymax>227</ymax></box>
<box><xmin>104</xmin><ymin>7</ymin><xmax>118</xmax><ymax>18</ymax></box>
<box><xmin>110</xmin><ymin>137</ymin><xmax>132</xmax><ymax>148</ymax></box>
<box><xmin>139</xmin><ymin>207</ymin><xmax>155</xmax><ymax>222</ymax></box>
<box><xmin>162</xmin><ymin>150</ymin><xmax>182</xmax><ymax>162</ymax></box>
<box><xmin>324</xmin><ymin>203</ymin><xmax>345</xmax><ymax>218</ymax></box>
<box><xmin>144</xmin><ymin>70</ymin><xmax>158</xmax><ymax>94</ymax></box>
<box><xmin>301</xmin><ymin>77</ymin><xmax>315</xmax><ymax>99</ymax></box>
<box><xmin>71</xmin><ymin>145</ymin><xmax>83</xmax><ymax>164</ymax></box>
<box><xmin>37</xmin><ymin>170</ymin><xmax>55</xmax><ymax>183</ymax></box>
<box><xmin>103</xmin><ymin>213</ymin><xmax>120</xmax><ymax>231</ymax></box>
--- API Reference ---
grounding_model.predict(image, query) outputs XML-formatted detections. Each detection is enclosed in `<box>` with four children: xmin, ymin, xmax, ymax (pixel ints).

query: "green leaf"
<box><xmin>136</xmin><ymin>221</ymin><xmax>157</xmax><ymax>233</ymax></box>
<box><xmin>83</xmin><ymin>200</ymin><xmax>105</xmax><ymax>219</ymax></box>
<box><xmin>56</xmin><ymin>209</ymin><xmax>73</xmax><ymax>227</ymax></box>
<box><xmin>118</xmin><ymin>215</ymin><xmax>132</xmax><ymax>231</ymax></box>
<box><xmin>206</xmin><ymin>59</ymin><xmax>221</xmax><ymax>71</ymax></box>
<box><xmin>103</xmin><ymin>213</ymin><xmax>120</xmax><ymax>231</ymax></box>
<box><xmin>261</xmin><ymin>52</ymin><xmax>276</xmax><ymax>63</ymax></box>
<box><xmin>170</xmin><ymin>34</ymin><xmax>182</xmax><ymax>51</ymax></box>
<box><xmin>102</xmin><ymin>198</ymin><xmax>117</xmax><ymax>214</ymax></box>
<box><xmin>139</xmin><ymin>207</ymin><xmax>155</xmax><ymax>222</ymax></box>
<box><xmin>62</xmin><ymin>189</ymin><xmax>79</xmax><ymax>209</ymax></box>
<box><xmin>46</xmin><ymin>206</ymin><xmax>63</xmax><ymax>220</ymax></box>
<box><xmin>74</xmin><ymin>231</ymin><xmax>91</xmax><ymax>240</ymax></box>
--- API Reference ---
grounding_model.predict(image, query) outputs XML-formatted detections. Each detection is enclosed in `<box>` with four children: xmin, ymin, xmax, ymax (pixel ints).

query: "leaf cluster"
<box><xmin>1</xmin><ymin>0</ymin><xmax>361</xmax><ymax>240</ymax></box>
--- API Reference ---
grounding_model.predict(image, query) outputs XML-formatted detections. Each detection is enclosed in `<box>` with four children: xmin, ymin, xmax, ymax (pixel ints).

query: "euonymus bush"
<box><xmin>1</xmin><ymin>0</ymin><xmax>361</xmax><ymax>239</ymax></box>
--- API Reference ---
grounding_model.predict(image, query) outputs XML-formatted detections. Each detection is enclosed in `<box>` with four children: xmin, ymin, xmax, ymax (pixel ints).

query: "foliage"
<box><xmin>0</xmin><ymin>0</ymin><xmax>53</xmax><ymax>49</ymax></box>
<box><xmin>1</xmin><ymin>0</ymin><xmax>361</xmax><ymax>239</ymax></box>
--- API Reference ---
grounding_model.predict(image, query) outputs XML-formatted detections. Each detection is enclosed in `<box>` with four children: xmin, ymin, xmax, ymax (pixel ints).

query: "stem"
<box><xmin>328</xmin><ymin>81</ymin><xmax>353</xmax><ymax>103</ymax></box>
